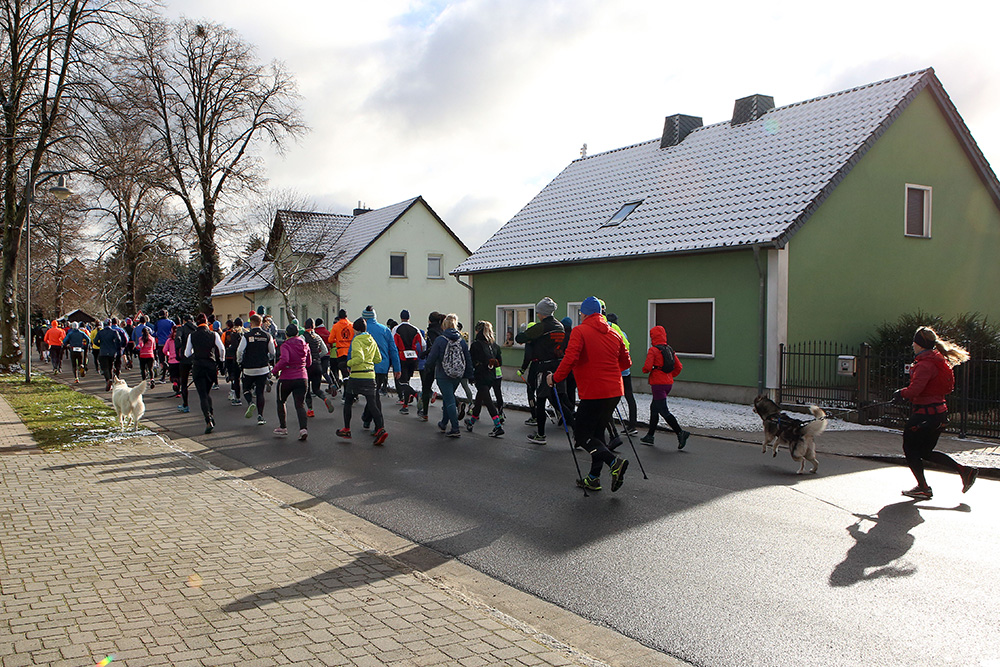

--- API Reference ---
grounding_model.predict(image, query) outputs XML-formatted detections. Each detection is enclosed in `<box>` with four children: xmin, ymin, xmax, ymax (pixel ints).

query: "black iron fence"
<box><xmin>778</xmin><ymin>341</ymin><xmax>1000</xmax><ymax>439</ymax></box>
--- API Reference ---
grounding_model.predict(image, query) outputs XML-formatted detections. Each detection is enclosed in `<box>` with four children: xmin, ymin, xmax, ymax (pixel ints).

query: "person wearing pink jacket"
<box><xmin>272</xmin><ymin>323</ymin><xmax>312</xmax><ymax>440</ymax></box>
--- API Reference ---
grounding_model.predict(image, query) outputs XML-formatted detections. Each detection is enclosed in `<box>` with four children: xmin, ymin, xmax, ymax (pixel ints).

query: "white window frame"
<box><xmin>647</xmin><ymin>298</ymin><xmax>716</xmax><ymax>359</ymax></box>
<box><xmin>904</xmin><ymin>184</ymin><xmax>932</xmax><ymax>238</ymax></box>
<box><xmin>566</xmin><ymin>301</ymin><xmax>583</xmax><ymax>326</ymax></box>
<box><xmin>602</xmin><ymin>199</ymin><xmax>643</xmax><ymax>227</ymax></box>
<box><xmin>497</xmin><ymin>304</ymin><xmax>536</xmax><ymax>349</ymax></box>
<box><xmin>390</xmin><ymin>252</ymin><xmax>407</xmax><ymax>278</ymax></box>
<box><xmin>427</xmin><ymin>253</ymin><xmax>444</xmax><ymax>279</ymax></box>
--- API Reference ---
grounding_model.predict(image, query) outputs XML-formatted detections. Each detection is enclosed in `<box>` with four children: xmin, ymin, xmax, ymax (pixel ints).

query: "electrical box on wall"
<box><xmin>837</xmin><ymin>355</ymin><xmax>856</xmax><ymax>376</ymax></box>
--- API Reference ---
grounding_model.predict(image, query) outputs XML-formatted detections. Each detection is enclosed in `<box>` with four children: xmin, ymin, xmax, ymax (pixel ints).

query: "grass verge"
<box><xmin>0</xmin><ymin>371</ymin><xmax>121</xmax><ymax>451</ymax></box>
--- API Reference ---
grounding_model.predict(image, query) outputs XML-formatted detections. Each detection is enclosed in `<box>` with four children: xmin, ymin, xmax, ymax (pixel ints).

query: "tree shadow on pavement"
<box><xmin>221</xmin><ymin>524</ymin><xmax>503</xmax><ymax>613</ymax></box>
<box><xmin>829</xmin><ymin>500</ymin><xmax>925</xmax><ymax>587</ymax></box>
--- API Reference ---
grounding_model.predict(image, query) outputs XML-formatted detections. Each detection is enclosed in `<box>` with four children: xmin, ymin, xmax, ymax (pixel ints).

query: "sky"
<box><xmin>165</xmin><ymin>0</ymin><xmax>1000</xmax><ymax>254</ymax></box>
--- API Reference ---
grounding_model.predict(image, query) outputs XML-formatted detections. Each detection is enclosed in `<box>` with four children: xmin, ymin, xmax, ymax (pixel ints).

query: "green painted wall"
<box><xmin>472</xmin><ymin>250</ymin><xmax>762</xmax><ymax>387</ymax></box>
<box><xmin>787</xmin><ymin>89</ymin><xmax>1000</xmax><ymax>345</ymax></box>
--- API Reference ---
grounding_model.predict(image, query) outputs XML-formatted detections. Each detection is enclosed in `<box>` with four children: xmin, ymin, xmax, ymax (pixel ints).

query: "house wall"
<box><xmin>212</xmin><ymin>293</ymin><xmax>256</xmax><ymax>324</ymax></box>
<box><xmin>470</xmin><ymin>249</ymin><xmax>763</xmax><ymax>401</ymax></box>
<box><xmin>343</xmin><ymin>202</ymin><xmax>471</xmax><ymax>326</ymax></box>
<box><xmin>786</xmin><ymin>89</ymin><xmax>1000</xmax><ymax>346</ymax></box>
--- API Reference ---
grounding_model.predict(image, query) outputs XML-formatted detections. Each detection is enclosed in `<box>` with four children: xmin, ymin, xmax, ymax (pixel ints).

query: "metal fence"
<box><xmin>778</xmin><ymin>341</ymin><xmax>1000</xmax><ymax>439</ymax></box>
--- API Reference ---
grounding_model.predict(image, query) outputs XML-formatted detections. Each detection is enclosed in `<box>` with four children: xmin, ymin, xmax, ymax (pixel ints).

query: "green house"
<box><xmin>453</xmin><ymin>69</ymin><xmax>1000</xmax><ymax>403</ymax></box>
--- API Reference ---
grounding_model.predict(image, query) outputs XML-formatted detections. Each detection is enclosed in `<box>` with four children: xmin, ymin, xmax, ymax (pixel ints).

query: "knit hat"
<box><xmin>304</xmin><ymin>318</ymin><xmax>314</xmax><ymax>330</ymax></box>
<box><xmin>257</xmin><ymin>306</ymin><xmax>265</xmax><ymax>315</ymax></box>
<box><xmin>913</xmin><ymin>327</ymin><xmax>937</xmax><ymax>350</ymax></box>
<box><xmin>234</xmin><ymin>317</ymin><xmax>243</xmax><ymax>328</ymax></box>
<box><xmin>561</xmin><ymin>317</ymin><xmax>573</xmax><ymax>330</ymax></box>
<box><xmin>362</xmin><ymin>306</ymin><xmax>375</xmax><ymax>320</ymax></box>
<box><xmin>338</xmin><ymin>309</ymin><xmax>347</xmax><ymax>319</ymax></box>
<box><xmin>536</xmin><ymin>297</ymin><xmax>557</xmax><ymax>319</ymax></box>
<box><xmin>607</xmin><ymin>313</ymin><xmax>618</xmax><ymax>324</ymax></box>
<box><xmin>353</xmin><ymin>317</ymin><xmax>367</xmax><ymax>332</ymax></box>
<box><xmin>103</xmin><ymin>318</ymin><xmax>111</xmax><ymax>326</ymax></box>
<box><xmin>285</xmin><ymin>323</ymin><xmax>298</xmax><ymax>338</ymax></box>
<box><xmin>400</xmin><ymin>309</ymin><xmax>409</xmax><ymax>320</ymax></box>
<box><xmin>580</xmin><ymin>297</ymin><xmax>602</xmax><ymax>316</ymax></box>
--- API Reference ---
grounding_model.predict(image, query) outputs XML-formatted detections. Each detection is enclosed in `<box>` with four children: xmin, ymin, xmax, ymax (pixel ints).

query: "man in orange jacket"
<box><xmin>43</xmin><ymin>320</ymin><xmax>66</xmax><ymax>374</ymax></box>
<box><xmin>327</xmin><ymin>309</ymin><xmax>354</xmax><ymax>386</ymax></box>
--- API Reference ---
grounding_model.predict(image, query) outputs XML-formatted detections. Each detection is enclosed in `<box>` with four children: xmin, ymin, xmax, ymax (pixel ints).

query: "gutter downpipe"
<box><xmin>753</xmin><ymin>245</ymin><xmax>766</xmax><ymax>396</ymax></box>
<box><xmin>454</xmin><ymin>273</ymin><xmax>474</xmax><ymax>323</ymax></box>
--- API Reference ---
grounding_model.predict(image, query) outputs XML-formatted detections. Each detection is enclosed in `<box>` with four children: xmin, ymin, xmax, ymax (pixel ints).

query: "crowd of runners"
<box><xmin>35</xmin><ymin>297</ymin><xmax>700</xmax><ymax>492</ymax></box>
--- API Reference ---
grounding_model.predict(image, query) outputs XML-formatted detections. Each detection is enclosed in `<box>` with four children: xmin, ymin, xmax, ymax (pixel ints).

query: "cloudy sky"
<box><xmin>166</xmin><ymin>0</ymin><xmax>1000</xmax><ymax>253</ymax></box>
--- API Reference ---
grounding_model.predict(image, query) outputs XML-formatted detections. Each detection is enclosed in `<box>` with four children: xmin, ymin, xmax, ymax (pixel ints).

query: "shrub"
<box><xmin>868</xmin><ymin>311</ymin><xmax>1000</xmax><ymax>360</ymax></box>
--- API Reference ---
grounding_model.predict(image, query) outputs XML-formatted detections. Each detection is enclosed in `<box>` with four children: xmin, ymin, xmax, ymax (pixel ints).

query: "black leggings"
<box><xmin>622</xmin><ymin>374</ymin><xmax>637</xmax><ymax>430</ymax></box>
<box><xmin>277</xmin><ymin>378</ymin><xmax>308</xmax><ymax>430</ymax></box>
<box><xmin>574</xmin><ymin>396</ymin><xmax>620</xmax><ymax>477</ymax></box>
<box><xmin>179</xmin><ymin>363</ymin><xmax>192</xmax><ymax>407</ymax></box>
<box><xmin>243</xmin><ymin>374</ymin><xmax>268</xmax><ymax>417</ymax></box>
<box><xmin>647</xmin><ymin>398</ymin><xmax>683</xmax><ymax>436</ymax></box>
<box><xmin>344</xmin><ymin>378</ymin><xmax>383</xmax><ymax>430</ymax></box>
<box><xmin>471</xmin><ymin>380</ymin><xmax>499</xmax><ymax>420</ymax></box>
<box><xmin>99</xmin><ymin>355</ymin><xmax>115</xmax><ymax>383</ymax></box>
<box><xmin>902</xmin><ymin>412</ymin><xmax>961</xmax><ymax>488</ymax></box>
<box><xmin>139</xmin><ymin>357</ymin><xmax>154</xmax><ymax>381</ymax></box>
<box><xmin>192</xmin><ymin>364</ymin><xmax>217</xmax><ymax>422</ymax></box>
<box><xmin>69</xmin><ymin>350</ymin><xmax>86</xmax><ymax>378</ymax></box>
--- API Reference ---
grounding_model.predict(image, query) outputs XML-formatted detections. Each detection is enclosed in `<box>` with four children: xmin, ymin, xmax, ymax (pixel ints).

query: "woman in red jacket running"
<box><xmin>893</xmin><ymin>327</ymin><xmax>978</xmax><ymax>500</ymax></box>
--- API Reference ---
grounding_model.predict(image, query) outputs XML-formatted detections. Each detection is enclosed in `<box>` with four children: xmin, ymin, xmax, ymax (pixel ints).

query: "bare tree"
<box><xmin>26</xmin><ymin>191</ymin><xmax>88</xmax><ymax>317</ymax></box>
<box><xmin>125</xmin><ymin>18</ymin><xmax>307</xmax><ymax>316</ymax></box>
<box><xmin>0</xmin><ymin>0</ymin><xmax>148</xmax><ymax>368</ymax></box>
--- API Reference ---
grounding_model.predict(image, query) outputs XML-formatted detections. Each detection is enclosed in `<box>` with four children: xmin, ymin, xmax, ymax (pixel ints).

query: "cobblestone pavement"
<box><xmin>0</xmin><ymin>394</ymin><xmax>678</xmax><ymax>667</ymax></box>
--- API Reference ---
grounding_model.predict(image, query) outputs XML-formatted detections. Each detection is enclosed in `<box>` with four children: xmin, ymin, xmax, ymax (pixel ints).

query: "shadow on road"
<box><xmin>829</xmin><ymin>500</ymin><xmax>924</xmax><ymax>586</ymax></box>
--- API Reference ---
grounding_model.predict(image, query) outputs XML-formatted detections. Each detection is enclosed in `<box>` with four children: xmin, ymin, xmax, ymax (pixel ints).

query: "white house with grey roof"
<box><xmin>454</xmin><ymin>68</ymin><xmax>1000</xmax><ymax>402</ymax></box>
<box><xmin>212</xmin><ymin>196</ymin><xmax>472</xmax><ymax>329</ymax></box>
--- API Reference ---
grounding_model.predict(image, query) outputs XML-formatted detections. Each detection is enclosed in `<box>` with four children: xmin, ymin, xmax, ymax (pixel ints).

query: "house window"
<box><xmin>320</xmin><ymin>304</ymin><xmax>329</xmax><ymax>325</ymax></box>
<box><xmin>566</xmin><ymin>302</ymin><xmax>583</xmax><ymax>326</ymax></box>
<box><xmin>649</xmin><ymin>299</ymin><xmax>715</xmax><ymax>357</ymax></box>
<box><xmin>905</xmin><ymin>184</ymin><xmax>932</xmax><ymax>238</ymax></box>
<box><xmin>390</xmin><ymin>252</ymin><xmax>407</xmax><ymax>277</ymax></box>
<box><xmin>427</xmin><ymin>254</ymin><xmax>443</xmax><ymax>279</ymax></box>
<box><xmin>497</xmin><ymin>305</ymin><xmax>535</xmax><ymax>348</ymax></box>
<box><xmin>602</xmin><ymin>200</ymin><xmax>642</xmax><ymax>227</ymax></box>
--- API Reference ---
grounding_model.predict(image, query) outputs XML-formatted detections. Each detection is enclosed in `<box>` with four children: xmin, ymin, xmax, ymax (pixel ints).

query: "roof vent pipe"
<box><xmin>660</xmin><ymin>114</ymin><xmax>703</xmax><ymax>148</ymax></box>
<box><xmin>731</xmin><ymin>94</ymin><xmax>775</xmax><ymax>125</ymax></box>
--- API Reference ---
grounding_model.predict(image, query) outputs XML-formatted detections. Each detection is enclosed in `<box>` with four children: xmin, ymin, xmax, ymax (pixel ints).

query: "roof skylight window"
<box><xmin>603</xmin><ymin>200</ymin><xmax>642</xmax><ymax>227</ymax></box>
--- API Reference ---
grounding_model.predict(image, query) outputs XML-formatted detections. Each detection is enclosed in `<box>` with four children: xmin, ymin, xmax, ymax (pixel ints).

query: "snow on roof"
<box><xmin>454</xmin><ymin>69</ymin><xmax>940</xmax><ymax>274</ymax></box>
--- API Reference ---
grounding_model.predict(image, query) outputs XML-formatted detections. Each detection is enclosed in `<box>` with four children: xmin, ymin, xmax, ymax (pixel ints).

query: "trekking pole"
<box><xmin>550</xmin><ymin>377</ymin><xmax>588</xmax><ymax>497</ymax></box>
<box><xmin>614</xmin><ymin>403</ymin><xmax>648</xmax><ymax>479</ymax></box>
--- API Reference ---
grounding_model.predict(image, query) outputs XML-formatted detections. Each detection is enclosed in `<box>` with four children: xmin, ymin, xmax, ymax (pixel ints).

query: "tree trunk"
<box><xmin>196</xmin><ymin>210</ymin><xmax>219</xmax><ymax>317</ymax></box>
<box><xmin>0</xmin><ymin>208</ymin><xmax>26</xmax><ymax>367</ymax></box>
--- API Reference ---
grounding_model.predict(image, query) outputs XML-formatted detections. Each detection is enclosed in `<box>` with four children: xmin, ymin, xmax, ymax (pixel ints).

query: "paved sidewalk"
<box><xmin>0</xmin><ymin>394</ymin><xmax>678</xmax><ymax>667</ymax></box>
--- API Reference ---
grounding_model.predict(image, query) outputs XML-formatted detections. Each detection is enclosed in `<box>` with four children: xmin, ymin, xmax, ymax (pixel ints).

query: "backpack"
<box><xmin>442</xmin><ymin>338</ymin><xmax>466</xmax><ymax>378</ymax></box>
<box><xmin>224</xmin><ymin>330</ymin><xmax>242</xmax><ymax>359</ymax></box>
<box><xmin>654</xmin><ymin>344</ymin><xmax>676</xmax><ymax>374</ymax></box>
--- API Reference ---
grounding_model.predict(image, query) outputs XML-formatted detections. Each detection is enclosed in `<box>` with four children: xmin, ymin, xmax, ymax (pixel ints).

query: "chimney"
<box><xmin>353</xmin><ymin>201</ymin><xmax>372</xmax><ymax>216</ymax></box>
<box><xmin>731</xmin><ymin>94</ymin><xmax>775</xmax><ymax>125</ymax></box>
<box><xmin>660</xmin><ymin>114</ymin><xmax>703</xmax><ymax>148</ymax></box>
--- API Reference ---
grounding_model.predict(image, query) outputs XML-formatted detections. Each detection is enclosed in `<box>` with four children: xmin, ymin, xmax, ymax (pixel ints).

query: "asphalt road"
<box><xmin>83</xmin><ymin>369</ymin><xmax>1000</xmax><ymax>667</ymax></box>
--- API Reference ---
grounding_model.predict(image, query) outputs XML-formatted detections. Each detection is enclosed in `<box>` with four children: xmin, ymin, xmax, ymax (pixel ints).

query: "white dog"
<box><xmin>111</xmin><ymin>377</ymin><xmax>147</xmax><ymax>430</ymax></box>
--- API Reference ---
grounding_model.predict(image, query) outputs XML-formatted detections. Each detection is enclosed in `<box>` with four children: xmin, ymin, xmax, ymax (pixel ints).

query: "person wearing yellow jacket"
<box><xmin>336</xmin><ymin>318</ymin><xmax>387</xmax><ymax>445</ymax></box>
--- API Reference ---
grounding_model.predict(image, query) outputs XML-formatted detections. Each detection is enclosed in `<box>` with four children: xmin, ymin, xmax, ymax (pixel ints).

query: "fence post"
<box><xmin>959</xmin><ymin>342</ymin><xmax>970</xmax><ymax>438</ymax></box>
<box><xmin>859</xmin><ymin>343</ymin><xmax>870</xmax><ymax>425</ymax></box>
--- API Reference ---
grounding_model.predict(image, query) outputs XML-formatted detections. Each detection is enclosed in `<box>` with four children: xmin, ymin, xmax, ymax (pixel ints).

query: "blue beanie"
<box><xmin>580</xmin><ymin>297</ymin><xmax>602</xmax><ymax>316</ymax></box>
<box><xmin>561</xmin><ymin>317</ymin><xmax>573</xmax><ymax>329</ymax></box>
<box><xmin>362</xmin><ymin>306</ymin><xmax>375</xmax><ymax>320</ymax></box>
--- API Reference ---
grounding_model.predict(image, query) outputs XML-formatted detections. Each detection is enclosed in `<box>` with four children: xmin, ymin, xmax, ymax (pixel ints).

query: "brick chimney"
<box><xmin>660</xmin><ymin>114</ymin><xmax>703</xmax><ymax>148</ymax></box>
<box><xmin>731</xmin><ymin>94</ymin><xmax>774</xmax><ymax>125</ymax></box>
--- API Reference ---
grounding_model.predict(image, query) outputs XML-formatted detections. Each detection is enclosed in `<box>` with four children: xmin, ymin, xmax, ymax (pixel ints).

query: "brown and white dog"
<box><xmin>752</xmin><ymin>395</ymin><xmax>826</xmax><ymax>474</ymax></box>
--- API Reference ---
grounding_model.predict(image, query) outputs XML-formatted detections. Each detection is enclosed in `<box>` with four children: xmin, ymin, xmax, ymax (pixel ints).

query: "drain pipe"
<box><xmin>453</xmin><ymin>273</ymin><xmax>474</xmax><ymax>323</ymax></box>
<box><xmin>753</xmin><ymin>245</ymin><xmax>766</xmax><ymax>395</ymax></box>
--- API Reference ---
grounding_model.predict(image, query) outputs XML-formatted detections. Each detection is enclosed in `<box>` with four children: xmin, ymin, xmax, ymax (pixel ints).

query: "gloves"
<box><xmin>891</xmin><ymin>389</ymin><xmax>906</xmax><ymax>405</ymax></box>
<box><xmin>516</xmin><ymin>369</ymin><xmax>524</xmax><ymax>380</ymax></box>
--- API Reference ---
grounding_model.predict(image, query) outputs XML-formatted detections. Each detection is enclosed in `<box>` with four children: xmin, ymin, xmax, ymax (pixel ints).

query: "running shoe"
<box><xmin>678</xmin><ymin>431</ymin><xmax>691</xmax><ymax>450</ymax></box>
<box><xmin>577</xmin><ymin>476</ymin><xmax>602</xmax><ymax>491</ymax></box>
<box><xmin>489</xmin><ymin>426</ymin><xmax>504</xmax><ymax>438</ymax></box>
<box><xmin>399</xmin><ymin>406</ymin><xmax>409</xmax><ymax>414</ymax></box>
<box><xmin>298</xmin><ymin>429</ymin><xmax>308</xmax><ymax>441</ymax></box>
<box><xmin>336</xmin><ymin>428</ymin><xmax>351</xmax><ymax>439</ymax></box>
<box><xmin>901</xmin><ymin>486</ymin><xmax>932</xmax><ymax>500</ymax></box>
<box><xmin>456</xmin><ymin>401</ymin><xmax>467</xmax><ymax>420</ymax></box>
<box><xmin>306</xmin><ymin>409</ymin><xmax>315</xmax><ymax>418</ymax></box>
<box><xmin>639</xmin><ymin>434</ymin><xmax>655</xmax><ymax>445</ymax></box>
<box><xmin>526</xmin><ymin>433</ymin><xmax>547</xmax><ymax>445</ymax></box>
<box><xmin>177</xmin><ymin>405</ymin><xmax>190</xmax><ymax>413</ymax></box>
<box><xmin>418</xmin><ymin>413</ymin><xmax>429</xmax><ymax>422</ymax></box>
<box><xmin>245</xmin><ymin>402</ymin><xmax>255</xmax><ymax>419</ymax></box>
<box><xmin>74</xmin><ymin>378</ymin><xmax>80</xmax><ymax>384</ymax></box>
<box><xmin>610</xmin><ymin>458</ymin><xmax>629</xmax><ymax>492</ymax></box>
<box><xmin>362</xmin><ymin>422</ymin><xmax>371</xmax><ymax>431</ymax></box>
<box><xmin>464</xmin><ymin>418</ymin><xmax>475</xmax><ymax>432</ymax></box>
<box><xmin>961</xmin><ymin>466</ymin><xmax>979</xmax><ymax>493</ymax></box>
<box><xmin>273</xmin><ymin>427</ymin><xmax>288</xmax><ymax>437</ymax></box>
<box><xmin>524</xmin><ymin>416</ymin><xmax>537</xmax><ymax>426</ymax></box>
<box><xmin>324</xmin><ymin>396</ymin><xmax>336</xmax><ymax>413</ymax></box>
<box><xmin>256</xmin><ymin>415</ymin><xmax>267</xmax><ymax>425</ymax></box>
<box><xmin>373</xmin><ymin>428</ymin><xmax>388</xmax><ymax>446</ymax></box>
<box><xmin>446</xmin><ymin>429</ymin><xmax>461</xmax><ymax>438</ymax></box>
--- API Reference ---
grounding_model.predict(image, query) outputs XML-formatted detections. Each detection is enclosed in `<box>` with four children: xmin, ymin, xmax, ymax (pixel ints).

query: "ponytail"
<box><xmin>914</xmin><ymin>326</ymin><xmax>970</xmax><ymax>367</ymax></box>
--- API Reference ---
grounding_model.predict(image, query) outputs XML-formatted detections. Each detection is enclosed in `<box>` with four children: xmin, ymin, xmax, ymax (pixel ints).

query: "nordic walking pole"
<box><xmin>550</xmin><ymin>375</ymin><xmax>588</xmax><ymax>497</ymax></box>
<box><xmin>615</xmin><ymin>403</ymin><xmax>648</xmax><ymax>479</ymax></box>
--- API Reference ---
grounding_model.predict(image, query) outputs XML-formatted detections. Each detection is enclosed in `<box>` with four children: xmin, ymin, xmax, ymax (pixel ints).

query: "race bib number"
<box><xmin>72</xmin><ymin>347</ymin><xmax>84</xmax><ymax>353</ymax></box>
<box><xmin>403</xmin><ymin>350</ymin><xmax>418</xmax><ymax>359</ymax></box>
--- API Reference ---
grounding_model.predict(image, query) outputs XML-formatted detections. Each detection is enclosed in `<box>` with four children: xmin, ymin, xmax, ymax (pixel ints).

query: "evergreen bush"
<box><xmin>868</xmin><ymin>311</ymin><xmax>1000</xmax><ymax>360</ymax></box>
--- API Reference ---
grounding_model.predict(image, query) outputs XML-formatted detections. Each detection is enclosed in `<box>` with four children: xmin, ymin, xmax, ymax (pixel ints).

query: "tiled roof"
<box><xmin>212</xmin><ymin>198</ymin><xmax>421</xmax><ymax>297</ymax></box>
<box><xmin>454</xmin><ymin>69</ymin><xmax>995</xmax><ymax>274</ymax></box>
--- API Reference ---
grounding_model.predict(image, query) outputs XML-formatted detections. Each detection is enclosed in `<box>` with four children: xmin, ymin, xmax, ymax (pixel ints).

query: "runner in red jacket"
<box><xmin>550</xmin><ymin>296</ymin><xmax>631</xmax><ymax>492</ymax></box>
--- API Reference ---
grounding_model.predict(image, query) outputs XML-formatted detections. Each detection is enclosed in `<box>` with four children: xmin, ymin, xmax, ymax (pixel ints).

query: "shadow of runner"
<box><xmin>829</xmin><ymin>500</ymin><xmax>924</xmax><ymax>587</ymax></box>
<box><xmin>221</xmin><ymin>524</ymin><xmax>503</xmax><ymax>612</ymax></box>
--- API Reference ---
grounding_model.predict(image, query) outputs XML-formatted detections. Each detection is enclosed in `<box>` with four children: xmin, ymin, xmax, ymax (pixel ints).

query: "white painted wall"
<box><xmin>765</xmin><ymin>245</ymin><xmax>789</xmax><ymax>390</ymax></box>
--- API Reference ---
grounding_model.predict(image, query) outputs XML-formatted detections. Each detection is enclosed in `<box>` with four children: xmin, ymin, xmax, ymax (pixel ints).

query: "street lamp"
<box><xmin>24</xmin><ymin>171</ymin><xmax>74</xmax><ymax>383</ymax></box>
